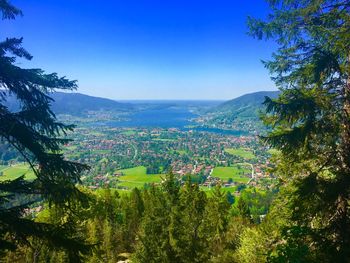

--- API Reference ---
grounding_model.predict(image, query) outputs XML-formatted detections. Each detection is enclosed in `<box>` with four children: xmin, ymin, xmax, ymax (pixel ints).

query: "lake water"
<box><xmin>96</xmin><ymin>107</ymin><xmax>248</xmax><ymax>136</ymax></box>
<box><xmin>103</xmin><ymin>108</ymin><xmax>197</xmax><ymax>128</ymax></box>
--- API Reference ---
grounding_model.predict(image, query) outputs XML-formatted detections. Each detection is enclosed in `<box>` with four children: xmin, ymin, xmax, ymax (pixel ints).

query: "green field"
<box><xmin>224</xmin><ymin>148</ymin><xmax>256</xmax><ymax>159</ymax></box>
<box><xmin>64</xmin><ymin>145</ymin><xmax>78</xmax><ymax>151</ymax></box>
<box><xmin>200</xmin><ymin>186</ymin><xmax>238</xmax><ymax>196</ymax></box>
<box><xmin>92</xmin><ymin>149</ymin><xmax>111</xmax><ymax>154</ymax></box>
<box><xmin>267</xmin><ymin>148</ymin><xmax>281</xmax><ymax>156</ymax></box>
<box><xmin>120</xmin><ymin>129</ymin><xmax>137</xmax><ymax>136</ymax></box>
<box><xmin>169</xmin><ymin>149</ymin><xmax>187</xmax><ymax>155</ymax></box>
<box><xmin>116</xmin><ymin>166</ymin><xmax>162</xmax><ymax>189</ymax></box>
<box><xmin>0</xmin><ymin>164</ymin><xmax>36</xmax><ymax>181</ymax></box>
<box><xmin>212</xmin><ymin>166</ymin><xmax>250</xmax><ymax>183</ymax></box>
<box><xmin>152</xmin><ymin>138</ymin><xmax>176</xmax><ymax>142</ymax></box>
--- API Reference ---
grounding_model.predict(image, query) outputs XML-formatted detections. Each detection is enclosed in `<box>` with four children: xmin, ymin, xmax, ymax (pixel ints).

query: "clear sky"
<box><xmin>2</xmin><ymin>0</ymin><xmax>277</xmax><ymax>100</ymax></box>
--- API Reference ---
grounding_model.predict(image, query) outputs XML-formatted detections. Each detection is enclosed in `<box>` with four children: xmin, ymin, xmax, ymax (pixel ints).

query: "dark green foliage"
<box><xmin>236</xmin><ymin>197</ymin><xmax>252</xmax><ymax>222</ymax></box>
<box><xmin>133</xmin><ymin>176</ymin><xmax>232</xmax><ymax>263</ymax></box>
<box><xmin>1</xmin><ymin>178</ymin><xmax>277</xmax><ymax>262</ymax></box>
<box><xmin>0</xmin><ymin>0</ymin><xmax>90</xmax><ymax>260</ymax></box>
<box><xmin>249</xmin><ymin>0</ymin><xmax>350</xmax><ymax>261</ymax></box>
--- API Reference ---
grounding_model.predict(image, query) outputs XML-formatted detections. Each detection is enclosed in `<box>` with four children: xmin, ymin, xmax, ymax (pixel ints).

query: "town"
<box><xmin>63</xmin><ymin>125</ymin><xmax>277</xmax><ymax>192</ymax></box>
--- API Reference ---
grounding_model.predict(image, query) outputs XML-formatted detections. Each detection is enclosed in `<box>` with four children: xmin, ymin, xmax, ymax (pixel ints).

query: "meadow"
<box><xmin>224</xmin><ymin>148</ymin><xmax>256</xmax><ymax>160</ymax></box>
<box><xmin>211</xmin><ymin>165</ymin><xmax>250</xmax><ymax>183</ymax></box>
<box><xmin>115</xmin><ymin>166</ymin><xmax>162</xmax><ymax>189</ymax></box>
<box><xmin>0</xmin><ymin>164</ymin><xmax>36</xmax><ymax>181</ymax></box>
<box><xmin>114</xmin><ymin>164</ymin><xmax>251</xmax><ymax>190</ymax></box>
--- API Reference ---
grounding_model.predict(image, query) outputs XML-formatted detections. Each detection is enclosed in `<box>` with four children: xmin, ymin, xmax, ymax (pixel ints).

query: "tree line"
<box><xmin>2</xmin><ymin>175</ymin><xmax>274</xmax><ymax>263</ymax></box>
<box><xmin>1</xmin><ymin>0</ymin><xmax>350</xmax><ymax>262</ymax></box>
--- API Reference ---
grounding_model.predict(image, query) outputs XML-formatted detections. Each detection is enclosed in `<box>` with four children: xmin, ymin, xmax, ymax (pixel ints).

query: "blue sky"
<box><xmin>2</xmin><ymin>0</ymin><xmax>276</xmax><ymax>100</ymax></box>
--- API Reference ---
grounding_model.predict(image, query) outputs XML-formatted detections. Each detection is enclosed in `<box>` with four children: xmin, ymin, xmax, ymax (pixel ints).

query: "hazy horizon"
<box><xmin>55</xmin><ymin>89</ymin><xmax>279</xmax><ymax>102</ymax></box>
<box><xmin>3</xmin><ymin>0</ymin><xmax>277</xmax><ymax>100</ymax></box>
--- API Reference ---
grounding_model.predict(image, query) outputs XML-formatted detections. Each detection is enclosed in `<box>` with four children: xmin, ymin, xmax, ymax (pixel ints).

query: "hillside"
<box><xmin>196</xmin><ymin>91</ymin><xmax>280</xmax><ymax>132</ymax></box>
<box><xmin>212</xmin><ymin>91</ymin><xmax>279</xmax><ymax>115</ymax></box>
<box><xmin>50</xmin><ymin>92</ymin><xmax>133</xmax><ymax>115</ymax></box>
<box><xmin>4</xmin><ymin>92</ymin><xmax>133</xmax><ymax>116</ymax></box>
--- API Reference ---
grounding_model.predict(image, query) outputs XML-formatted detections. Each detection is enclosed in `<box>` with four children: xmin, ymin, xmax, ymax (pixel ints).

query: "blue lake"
<box><xmin>95</xmin><ymin>108</ymin><xmax>248</xmax><ymax>136</ymax></box>
<box><xmin>103</xmin><ymin>108</ymin><xmax>197</xmax><ymax>128</ymax></box>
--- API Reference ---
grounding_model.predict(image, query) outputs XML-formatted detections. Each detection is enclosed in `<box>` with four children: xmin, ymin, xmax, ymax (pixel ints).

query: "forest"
<box><xmin>1</xmin><ymin>0</ymin><xmax>350</xmax><ymax>262</ymax></box>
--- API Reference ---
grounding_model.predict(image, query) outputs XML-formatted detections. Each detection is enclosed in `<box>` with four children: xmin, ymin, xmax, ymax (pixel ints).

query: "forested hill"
<box><xmin>212</xmin><ymin>91</ymin><xmax>280</xmax><ymax>115</ymax></box>
<box><xmin>196</xmin><ymin>91</ymin><xmax>280</xmax><ymax>131</ymax></box>
<box><xmin>4</xmin><ymin>92</ymin><xmax>134</xmax><ymax>116</ymax></box>
<box><xmin>50</xmin><ymin>92</ymin><xmax>133</xmax><ymax>115</ymax></box>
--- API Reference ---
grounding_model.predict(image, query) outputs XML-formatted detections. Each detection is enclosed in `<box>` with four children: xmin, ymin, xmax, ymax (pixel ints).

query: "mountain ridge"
<box><xmin>50</xmin><ymin>92</ymin><xmax>133</xmax><ymax>115</ymax></box>
<box><xmin>195</xmin><ymin>90</ymin><xmax>280</xmax><ymax>131</ymax></box>
<box><xmin>3</xmin><ymin>91</ymin><xmax>134</xmax><ymax>116</ymax></box>
<box><xmin>210</xmin><ymin>90</ymin><xmax>280</xmax><ymax>114</ymax></box>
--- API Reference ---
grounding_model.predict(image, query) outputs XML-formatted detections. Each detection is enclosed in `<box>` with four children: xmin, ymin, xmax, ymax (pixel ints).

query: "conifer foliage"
<box><xmin>0</xmin><ymin>0</ymin><xmax>89</xmax><ymax>259</ymax></box>
<box><xmin>248</xmin><ymin>0</ymin><xmax>350</xmax><ymax>261</ymax></box>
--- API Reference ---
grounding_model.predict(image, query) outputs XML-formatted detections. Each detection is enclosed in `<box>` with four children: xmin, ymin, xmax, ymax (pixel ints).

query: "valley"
<box><xmin>63</xmin><ymin>125</ymin><xmax>275</xmax><ymax>193</ymax></box>
<box><xmin>1</xmin><ymin>92</ymin><xmax>277</xmax><ymax>195</ymax></box>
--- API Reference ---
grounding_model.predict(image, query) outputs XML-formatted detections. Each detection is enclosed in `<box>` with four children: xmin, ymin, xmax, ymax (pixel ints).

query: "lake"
<box><xmin>103</xmin><ymin>108</ymin><xmax>197</xmax><ymax>128</ymax></box>
<box><xmin>95</xmin><ymin>107</ymin><xmax>248</xmax><ymax>136</ymax></box>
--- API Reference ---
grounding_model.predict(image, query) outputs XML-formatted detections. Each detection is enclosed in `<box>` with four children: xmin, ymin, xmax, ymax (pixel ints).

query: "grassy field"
<box><xmin>0</xmin><ymin>164</ymin><xmax>36</xmax><ymax>181</ymax></box>
<box><xmin>212</xmin><ymin>166</ymin><xmax>250</xmax><ymax>183</ymax></box>
<box><xmin>267</xmin><ymin>148</ymin><xmax>281</xmax><ymax>156</ymax></box>
<box><xmin>224</xmin><ymin>148</ymin><xmax>256</xmax><ymax>160</ymax></box>
<box><xmin>169</xmin><ymin>149</ymin><xmax>187</xmax><ymax>155</ymax></box>
<box><xmin>152</xmin><ymin>138</ymin><xmax>176</xmax><ymax>142</ymax></box>
<box><xmin>92</xmin><ymin>149</ymin><xmax>111</xmax><ymax>154</ymax></box>
<box><xmin>120</xmin><ymin>129</ymin><xmax>137</xmax><ymax>136</ymax></box>
<box><xmin>64</xmin><ymin>145</ymin><xmax>78</xmax><ymax>151</ymax></box>
<box><xmin>116</xmin><ymin>166</ymin><xmax>162</xmax><ymax>189</ymax></box>
<box><xmin>200</xmin><ymin>186</ymin><xmax>238</xmax><ymax>196</ymax></box>
<box><xmin>176</xmin><ymin>150</ymin><xmax>187</xmax><ymax>155</ymax></box>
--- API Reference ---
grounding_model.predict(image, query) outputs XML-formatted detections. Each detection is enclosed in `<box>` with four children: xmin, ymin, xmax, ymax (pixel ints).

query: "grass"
<box><xmin>152</xmin><ymin>138</ymin><xmax>176</xmax><ymax>142</ymax></box>
<box><xmin>66</xmin><ymin>153</ymin><xmax>81</xmax><ymax>159</ymax></box>
<box><xmin>114</xmin><ymin>166</ymin><xmax>247</xmax><ymax>193</ymax></box>
<box><xmin>267</xmin><ymin>148</ymin><xmax>281</xmax><ymax>156</ymax></box>
<box><xmin>92</xmin><ymin>149</ymin><xmax>111</xmax><ymax>154</ymax></box>
<box><xmin>224</xmin><ymin>148</ymin><xmax>256</xmax><ymax>160</ymax></box>
<box><xmin>116</xmin><ymin>166</ymin><xmax>162</xmax><ymax>189</ymax></box>
<box><xmin>212</xmin><ymin>166</ymin><xmax>250</xmax><ymax>183</ymax></box>
<box><xmin>0</xmin><ymin>164</ymin><xmax>36</xmax><ymax>181</ymax></box>
<box><xmin>200</xmin><ymin>186</ymin><xmax>238</xmax><ymax>196</ymax></box>
<box><xmin>64</xmin><ymin>145</ymin><xmax>78</xmax><ymax>151</ymax></box>
<box><xmin>221</xmin><ymin>186</ymin><xmax>238</xmax><ymax>193</ymax></box>
<box><xmin>169</xmin><ymin>149</ymin><xmax>187</xmax><ymax>155</ymax></box>
<box><xmin>120</xmin><ymin>130</ymin><xmax>137</xmax><ymax>136</ymax></box>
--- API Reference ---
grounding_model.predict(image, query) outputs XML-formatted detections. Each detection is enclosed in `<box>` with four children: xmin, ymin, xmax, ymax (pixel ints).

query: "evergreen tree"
<box><xmin>0</xmin><ymin>0</ymin><xmax>89</xmax><ymax>260</ymax></box>
<box><xmin>176</xmin><ymin>178</ymin><xmax>208</xmax><ymax>262</ymax></box>
<box><xmin>134</xmin><ymin>186</ymin><xmax>175</xmax><ymax>262</ymax></box>
<box><xmin>121</xmin><ymin>188</ymin><xmax>144</xmax><ymax>252</ymax></box>
<box><xmin>202</xmin><ymin>185</ymin><xmax>230</xmax><ymax>259</ymax></box>
<box><xmin>249</xmin><ymin>0</ymin><xmax>350</xmax><ymax>261</ymax></box>
<box><xmin>237</xmin><ymin>197</ymin><xmax>252</xmax><ymax>222</ymax></box>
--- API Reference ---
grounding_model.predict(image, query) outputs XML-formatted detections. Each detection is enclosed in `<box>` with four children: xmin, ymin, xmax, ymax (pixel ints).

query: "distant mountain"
<box><xmin>211</xmin><ymin>91</ymin><xmax>280</xmax><ymax>116</ymax></box>
<box><xmin>50</xmin><ymin>92</ymin><xmax>133</xmax><ymax>115</ymax></box>
<box><xmin>197</xmin><ymin>91</ymin><xmax>280</xmax><ymax>132</ymax></box>
<box><xmin>4</xmin><ymin>92</ymin><xmax>134</xmax><ymax>116</ymax></box>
